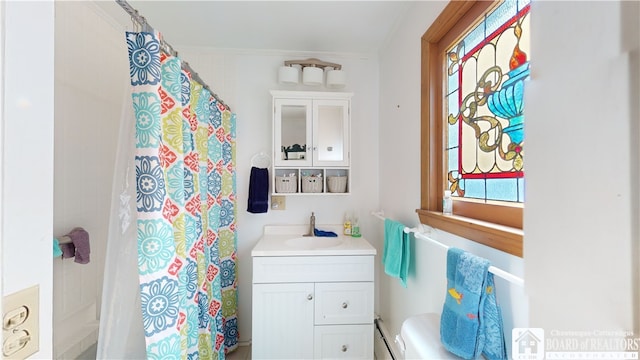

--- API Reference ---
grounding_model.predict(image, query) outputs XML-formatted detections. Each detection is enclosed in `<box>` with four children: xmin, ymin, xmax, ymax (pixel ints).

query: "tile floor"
<box><xmin>227</xmin><ymin>345</ymin><xmax>251</xmax><ymax>360</ymax></box>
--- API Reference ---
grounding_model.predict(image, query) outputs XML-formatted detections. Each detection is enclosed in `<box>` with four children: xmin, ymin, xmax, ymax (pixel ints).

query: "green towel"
<box><xmin>383</xmin><ymin>219</ymin><xmax>411</xmax><ymax>287</ymax></box>
<box><xmin>53</xmin><ymin>238</ymin><xmax>63</xmax><ymax>257</ymax></box>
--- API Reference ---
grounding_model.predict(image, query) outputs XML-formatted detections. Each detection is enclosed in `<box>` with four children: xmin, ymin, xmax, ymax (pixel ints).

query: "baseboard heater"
<box><xmin>374</xmin><ymin>317</ymin><xmax>398</xmax><ymax>360</ymax></box>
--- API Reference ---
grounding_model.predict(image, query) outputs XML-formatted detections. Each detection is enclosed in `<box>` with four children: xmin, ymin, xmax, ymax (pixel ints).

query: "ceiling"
<box><xmin>97</xmin><ymin>1</ymin><xmax>413</xmax><ymax>54</ymax></box>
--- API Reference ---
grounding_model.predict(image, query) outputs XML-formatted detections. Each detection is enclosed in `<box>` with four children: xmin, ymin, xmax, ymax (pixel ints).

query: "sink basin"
<box><xmin>251</xmin><ymin>225</ymin><xmax>376</xmax><ymax>256</ymax></box>
<box><xmin>284</xmin><ymin>236</ymin><xmax>344</xmax><ymax>249</ymax></box>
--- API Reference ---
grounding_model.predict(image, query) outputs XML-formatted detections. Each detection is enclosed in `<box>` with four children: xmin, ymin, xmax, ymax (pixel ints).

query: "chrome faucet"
<box><xmin>304</xmin><ymin>212</ymin><xmax>316</xmax><ymax>237</ymax></box>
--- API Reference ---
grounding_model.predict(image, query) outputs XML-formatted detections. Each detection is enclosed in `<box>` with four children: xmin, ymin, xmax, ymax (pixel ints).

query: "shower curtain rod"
<box><xmin>115</xmin><ymin>0</ymin><xmax>231</xmax><ymax>112</ymax></box>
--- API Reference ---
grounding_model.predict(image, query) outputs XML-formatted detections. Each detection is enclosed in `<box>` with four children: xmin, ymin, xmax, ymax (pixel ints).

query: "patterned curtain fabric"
<box><xmin>126</xmin><ymin>30</ymin><xmax>238</xmax><ymax>359</ymax></box>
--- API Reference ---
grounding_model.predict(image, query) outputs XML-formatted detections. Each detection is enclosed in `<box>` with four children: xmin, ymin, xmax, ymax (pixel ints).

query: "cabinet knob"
<box><xmin>341</xmin><ymin>302</ymin><xmax>348</xmax><ymax>309</ymax></box>
<box><xmin>341</xmin><ymin>345</ymin><xmax>348</xmax><ymax>352</ymax></box>
<box><xmin>307</xmin><ymin>294</ymin><xmax>313</xmax><ymax>300</ymax></box>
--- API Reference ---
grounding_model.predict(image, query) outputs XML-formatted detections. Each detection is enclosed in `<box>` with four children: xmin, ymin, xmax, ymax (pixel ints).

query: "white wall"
<box><xmin>525</xmin><ymin>0</ymin><xmax>639</xmax><ymax>332</ymax></box>
<box><xmin>377</xmin><ymin>2</ymin><xmax>527</xmax><ymax>355</ymax></box>
<box><xmin>52</xmin><ymin>2</ymin><xmax>129</xmax><ymax>358</ymax></box>
<box><xmin>378</xmin><ymin>0</ymin><xmax>640</xmax><ymax>355</ymax></box>
<box><xmin>0</xmin><ymin>0</ymin><xmax>4</xmax><ymax>326</ymax></box>
<box><xmin>2</xmin><ymin>1</ymin><xmax>55</xmax><ymax>358</ymax></box>
<box><xmin>630</xmin><ymin>0</ymin><xmax>640</xmax><ymax>333</ymax></box>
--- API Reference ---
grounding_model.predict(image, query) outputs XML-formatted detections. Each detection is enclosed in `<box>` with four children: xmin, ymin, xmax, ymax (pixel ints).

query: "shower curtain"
<box><xmin>98</xmin><ymin>30</ymin><xmax>238</xmax><ymax>359</ymax></box>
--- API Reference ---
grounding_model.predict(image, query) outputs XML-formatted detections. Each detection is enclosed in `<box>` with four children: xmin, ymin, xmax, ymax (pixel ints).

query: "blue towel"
<box><xmin>247</xmin><ymin>167</ymin><xmax>269</xmax><ymax>213</ymax></box>
<box><xmin>440</xmin><ymin>248</ymin><xmax>507</xmax><ymax>360</ymax></box>
<box><xmin>382</xmin><ymin>219</ymin><xmax>410</xmax><ymax>287</ymax></box>
<box><xmin>314</xmin><ymin>228</ymin><xmax>338</xmax><ymax>237</ymax></box>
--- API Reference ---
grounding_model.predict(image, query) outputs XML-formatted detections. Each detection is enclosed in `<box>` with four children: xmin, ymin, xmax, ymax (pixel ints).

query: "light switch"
<box><xmin>3</xmin><ymin>306</ymin><xmax>28</xmax><ymax>329</ymax></box>
<box><xmin>2</xmin><ymin>285</ymin><xmax>39</xmax><ymax>359</ymax></box>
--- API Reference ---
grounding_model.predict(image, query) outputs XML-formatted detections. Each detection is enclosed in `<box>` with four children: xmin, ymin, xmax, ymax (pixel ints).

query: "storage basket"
<box><xmin>275</xmin><ymin>176</ymin><xmax>297</xmax><ymax>193</ymax></box>
<box><xmin>327</xmin><ymin>176</ymin><xmax>347</xmax><ymax>193</ymax></box>
<box><xmin>301</xmin><ymin>176</ymin><xmax>323</xmax><ymax>193</ymax></box>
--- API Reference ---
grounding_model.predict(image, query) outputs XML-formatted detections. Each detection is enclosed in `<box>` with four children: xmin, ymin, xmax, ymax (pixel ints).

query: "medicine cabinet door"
<box><xmin>274</xmin><ymin>98</ymin><xmax>312</xmax><ymax>167</ymax></box>
<box><xmin>312</xmin><ymin>99</ymin><xmax>350</xmax><ymax>167</ymax></box>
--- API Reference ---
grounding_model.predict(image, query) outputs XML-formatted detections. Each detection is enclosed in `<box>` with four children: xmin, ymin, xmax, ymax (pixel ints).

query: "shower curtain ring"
<box><xmin>131</xmin><ymin>16</ymin><xmax>139</xmax><ymax>32</ymax></box>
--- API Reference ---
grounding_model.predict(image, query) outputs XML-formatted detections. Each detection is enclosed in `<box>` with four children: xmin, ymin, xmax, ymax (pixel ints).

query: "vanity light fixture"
<box><xmin>278</xmin><ymin>65</ymin><xmax>299</xmax><ymax>85</ymax></box>
<box><xmin>325</xmin><ymin>67</ymin><xmax>346</xmax><ymax>89</ymax></box>
<box><xmin>302</xmin><ymin>66</ymin><xmax>323</xmax><ymax>86</ymax></box>
<box><xmin>278</xmin><ymin>58</ymin><xmax>345</xmax><ymax>88</ymax></box>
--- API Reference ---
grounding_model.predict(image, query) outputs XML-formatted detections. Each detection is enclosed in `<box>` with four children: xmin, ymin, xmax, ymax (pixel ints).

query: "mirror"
<box><xmin>281</xmin><ymin>104</ymin><xmax>307</xmax><ymax>160</ymax></box>
<box><xmin>315</xmin><ymin>104</ymin><xmax>345</xmax><ymax>162</ymax></box>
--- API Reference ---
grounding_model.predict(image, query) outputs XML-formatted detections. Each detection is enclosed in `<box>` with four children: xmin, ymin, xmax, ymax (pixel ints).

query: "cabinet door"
<box><xmin>274</xmin><ymin>98</ymin><xmax>312</xmax><ymax>167</ymax></box>
<box><xmin>312</xmin><ymin>99</ymin><xmax>349</xmax><ymax>167</ymax></box>
<box><xmin>252</xmin><ymin>283</ymin><xmax>315</xmax><ymax>359</ymax></box>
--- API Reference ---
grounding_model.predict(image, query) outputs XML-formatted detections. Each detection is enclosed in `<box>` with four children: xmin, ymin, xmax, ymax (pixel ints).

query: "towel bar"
<box><xmin>57</xmin><ymin>235</ymin><xmax>72</xmax><ymax>244</ymax></box>
<box><xmin>251</xmin><ymin>151</ymin><xmax>271</xmax><ymax>168</ymax></box>
<box><xmin>371</xmin><ymin>211</ymin><xmax>524</xmax><ymax>287</ymax></box>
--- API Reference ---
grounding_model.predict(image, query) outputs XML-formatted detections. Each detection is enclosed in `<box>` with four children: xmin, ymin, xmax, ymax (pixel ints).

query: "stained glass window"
<box><xmin>445</xmin><ymin>0</ymin><xmax>530</xmax><ymax>203</ymax></box>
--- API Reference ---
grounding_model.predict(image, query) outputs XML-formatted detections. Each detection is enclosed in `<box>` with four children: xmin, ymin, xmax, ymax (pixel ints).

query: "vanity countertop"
<box><xmin>251</xmin><ymin>224</ymin><xmax>377</xmax><ymax>257</ymax></box>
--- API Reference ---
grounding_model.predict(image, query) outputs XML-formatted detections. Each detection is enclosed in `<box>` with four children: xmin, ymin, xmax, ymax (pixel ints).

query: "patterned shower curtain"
<box><xmin>126</xmin><ymin>30</ymin><xmax>239</xmax><ymax>359</ymax></box>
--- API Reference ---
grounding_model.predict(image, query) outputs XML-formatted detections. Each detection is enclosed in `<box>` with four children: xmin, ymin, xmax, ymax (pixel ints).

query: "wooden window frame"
<box><xmin>417</xmin><ymin>0</ymin><xmax>524</xmax><ymax>257</ymax></box>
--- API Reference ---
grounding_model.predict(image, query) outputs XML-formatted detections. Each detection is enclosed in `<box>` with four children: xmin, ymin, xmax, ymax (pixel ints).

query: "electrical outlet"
<box><xmin>3</xmin><ymin>285</ymin><xmax>39</xmax><ymax>359</ymax></box>
<box><xmin>271</xmin><ymin>195</ymin><xmax>286</xmax><ymax>210</ymax></box>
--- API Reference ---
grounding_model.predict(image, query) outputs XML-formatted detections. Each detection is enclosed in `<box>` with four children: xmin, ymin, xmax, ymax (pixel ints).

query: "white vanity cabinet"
<box><xmin>272</xmin><ymin>91</ymin><xmax>352</xmax><ymax>195</ymax></box>
<box><xmin>252</xmin><ymin>282</ymin><xmax>315</xmax><ymax>358</ymax></box>
<box><xmin>252</xmin><ymin>254</ymin><xmax>375</xmax><ymax>360</ymax></box>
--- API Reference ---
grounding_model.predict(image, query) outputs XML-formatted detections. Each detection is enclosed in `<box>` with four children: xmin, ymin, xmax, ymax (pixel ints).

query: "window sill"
<box><xmin>415</xmin><ymin>209</ymin><xmax>523</xmax><ymax>257</ymax></box>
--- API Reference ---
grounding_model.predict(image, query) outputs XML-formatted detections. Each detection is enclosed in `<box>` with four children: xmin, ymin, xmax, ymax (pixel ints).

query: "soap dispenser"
<box><xmin>343</xmin><ymin>213</ymin><xmax>352</xmax><ymax>236</ymax></box>
<box><xmin>351</xmin><ymin>216</ymin><xmax>361</xmax><ymax>238</ymax></box>
<box><xmin>443</xmin><ymin>190</ymin><xmax>453</xmax><ymax>215</ymax></box>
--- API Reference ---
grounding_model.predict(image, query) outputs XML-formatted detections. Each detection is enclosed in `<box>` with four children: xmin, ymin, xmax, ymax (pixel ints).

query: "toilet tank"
<box><xmin>398</xmin><ymin>313</ymin><xmax>458</xmax><ymax>359</ymax></box>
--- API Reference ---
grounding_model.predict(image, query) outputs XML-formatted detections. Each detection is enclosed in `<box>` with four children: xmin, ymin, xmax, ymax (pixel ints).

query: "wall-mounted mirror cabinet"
<box><xmin>271</xmin><ymin>91</ymin><xmax>352</xmax><ymax>195</ymax></box>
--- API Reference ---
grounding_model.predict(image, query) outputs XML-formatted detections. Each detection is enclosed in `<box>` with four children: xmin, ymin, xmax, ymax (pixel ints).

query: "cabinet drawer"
<box><xmin>315</xmin><ymin>282</ymin><xmax>374</xmax><ymax>325</ymax></box>
<box><xmin>253</xmin><ymin>256</ymin><xmax>373</xmax><ymax>283</ymax></box>
<box><xmin>314</xmin><ymin>324</ymin><xmax>373</xmax><ymax>359</ymax></box>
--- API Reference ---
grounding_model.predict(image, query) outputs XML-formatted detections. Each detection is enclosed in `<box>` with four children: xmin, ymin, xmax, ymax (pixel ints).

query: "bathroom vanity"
<box><xmin>251</xmin><ymin>225</ymin><xmax>376</xmax><ymax>359</ymax></box>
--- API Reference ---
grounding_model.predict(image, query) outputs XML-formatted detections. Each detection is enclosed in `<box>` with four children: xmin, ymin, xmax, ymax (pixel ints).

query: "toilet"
<box><xmin>396</xmin><ymin>313</ymin><xmax>458</xmax><ymax>359</ymax></box>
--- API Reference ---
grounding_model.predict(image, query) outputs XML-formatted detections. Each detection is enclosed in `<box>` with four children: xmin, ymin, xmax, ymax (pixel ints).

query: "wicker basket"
<box><xmin>301</xmin><ymin>176</ymin><xmax>323</xmax><ymax>193</ymax></box>
<box><xmin>275</xmin><ymin>176</ymin><xmax>297</xmax><ymax>193</ymax></box>
<box><xmin>327</xmin><ymin>176</ymin><xmax>347</xmax><ymax>193</ymax></box>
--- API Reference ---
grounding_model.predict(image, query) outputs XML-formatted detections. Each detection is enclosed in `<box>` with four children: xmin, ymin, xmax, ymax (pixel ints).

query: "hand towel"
<box><xmin>314</xmin><ymin>228</ymin><xmax>338</xmax><ymax>237</ymax></box>
<box><xmin>382</xmin><ymin>219</ymin><xmax>411</xmax><ymax>287</ymax></box>
<box><xmin>60</xmin><ymin>227</ymin><xmax>91</xmax><ymax>264</ymax></box>
<box><xmin>440</xmin><ymin>248</ymin><xmax>507</xmax><ymax>360</ymax></box>
<box><xmin>52</xmin><ymin>238</ymin><xmax>63</xmax><ymax>257</ymax></box>
<box><xmin>247</xmin><ymin>166</ymin><xmax>269</xmax><ymax>213</ymax></box>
